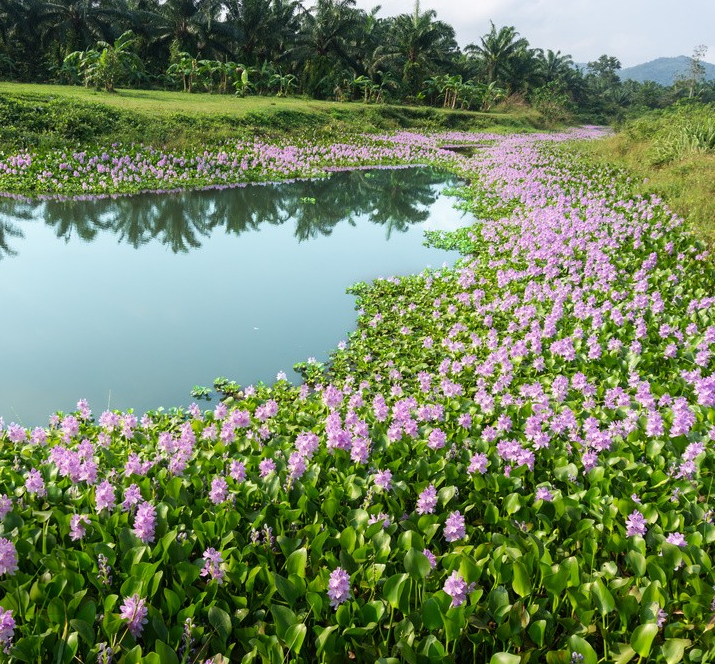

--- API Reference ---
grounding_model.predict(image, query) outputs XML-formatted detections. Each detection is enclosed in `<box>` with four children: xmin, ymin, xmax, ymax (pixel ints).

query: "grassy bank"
<box><xmin>584</xmin><ymin>103</ymin><xmax>715</xmax><ymax>242</ymax></box>
<box><xmin>0</xmin><ymin>83</ymin><xmax>543</xmax><ymax>152</ymax></box>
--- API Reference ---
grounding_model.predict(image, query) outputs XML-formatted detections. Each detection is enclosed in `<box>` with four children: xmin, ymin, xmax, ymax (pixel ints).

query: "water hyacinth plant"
<box><xmin>0</xmin><ymin>127</ymin><xmax>713</xmax><ymax>662</ymax></box>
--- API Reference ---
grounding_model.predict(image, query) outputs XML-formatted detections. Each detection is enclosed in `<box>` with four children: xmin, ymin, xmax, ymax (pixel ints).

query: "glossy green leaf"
<box><xmin>404</xmin><ymin>548</ymin><xmax>431</xmax><ymax>580</ymax></box>
<box><xmin>490</xmin><ymin>653</ymin><xmax>520</xmax><ymax>664</ymax></box>
<box><xmin>630</xmin><ymin>623</ymin><xmax>659</xmax><ymax>658</ymax></box>
<box><xmin>208</xmin><ymin>605</ymin><xmax>232</xmax><ymax>642</ymax></box>
<box><xmin>661</xmin><ymin>638</ymin><xmax>691</xmax><ymax>664</ymax></box>
<box><xmin>511</xmin><ymin>561</ymin><xmax>531</xmax><ymax>597</ymax></box>
<box><xmin>592</xmin><ymin>578</ymin><xmax>615</xmax><ymax>614</ymax></box>
<box><xmin>383</xmin><ymin>573</ymin><xmax>408</xmax><ymax>609</ymax></box>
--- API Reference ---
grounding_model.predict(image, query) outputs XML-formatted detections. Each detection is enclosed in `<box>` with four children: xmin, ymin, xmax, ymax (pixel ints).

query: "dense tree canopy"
<box><xmin>0</xmin><ymin>0</ymin><xmax>711</xmax><ymax>118</ymax></box>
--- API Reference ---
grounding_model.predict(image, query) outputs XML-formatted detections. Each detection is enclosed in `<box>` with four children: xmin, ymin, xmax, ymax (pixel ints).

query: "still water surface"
<box><xmin>0</xmin><ymin>167</ymin><xmax>468</xmax><ymax>425</ymax></box>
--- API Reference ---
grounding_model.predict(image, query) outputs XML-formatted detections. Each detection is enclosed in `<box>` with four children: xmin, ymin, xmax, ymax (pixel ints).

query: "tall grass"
<box><xmin>586</xmin><ymin>103</ymin><xmax>715</xmax><ymax>242</ymax></box>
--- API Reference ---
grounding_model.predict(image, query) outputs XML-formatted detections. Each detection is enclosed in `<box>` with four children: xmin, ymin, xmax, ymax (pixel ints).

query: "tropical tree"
<box><xmin>293</xmin><ymin>0</ymin><xmax>363</xmax><ymax>99</ymax></box>
<box><xmin>466</xmin><ymin>22</ymin><xmax>530</xmax><ymax>87</ymax></box>
<box><xmin>64</xmin><ymin>30</ymin><xmax>144</xmax><ymax>91</ymax></box>
<box><xmin>222</xmin><ymin>0</ymin><xmax>301</xmax><ymax>66</ymax></box>
<box><xmin>534</xmin><ymin>49</ymin><xmax>575</xmax><ymax>85</ymax></box>
<box><xmin>376</xmin><ymin>1</ymin><xmax>458</xmax><ymax>98</ymax></box>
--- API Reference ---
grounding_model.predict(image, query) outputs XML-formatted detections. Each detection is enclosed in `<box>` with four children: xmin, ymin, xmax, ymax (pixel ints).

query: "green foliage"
<box><xmin>0</xmin><ymin>85</ymin><xmax>542</xmax><ymax>152</ymax></box>
<box><xmin>584</xmin><ymin>102</ymin><xmax>715</xmax><ymax>240</ymax></box>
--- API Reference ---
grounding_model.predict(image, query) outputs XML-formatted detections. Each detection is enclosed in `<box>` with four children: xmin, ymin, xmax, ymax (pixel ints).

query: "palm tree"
<box><xmin>466</xmin><ymin>22</ymin><xmax>529</xmax><ymax>87</ymax></box>
<box><xmin>151</xmin><ymin>0</ymin><xmax>226</xmax><ymax>59</ymax></box>
<box><xmin>534</xmin><ymin>49</ymin><xmax>574</xmax><ymax>85</ymax></box>
<box><xmin>0</xmin><ymin>0</ymin><xmax>50</xmax><ymax>78</ymax></box>
<box><xmin>222</xmin><ymin>0</ymin><xmax>300</xmax><ymax>66</ymax></box>
<box><xmin>376</xmin><ymin>1</ymin><xmax>458</xmax><ymax>97</ymax></box>
<box><xmin>38</xmin><ymin>0</ymin><xmax>119</xmax><ymax>67</ymax></box>
<box><xmin>293</xmin><ymin>0</ymin><xmax>363</xmax><ymax>99</ymax></box>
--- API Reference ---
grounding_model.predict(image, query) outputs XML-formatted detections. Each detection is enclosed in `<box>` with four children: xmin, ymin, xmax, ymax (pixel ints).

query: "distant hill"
<box><xmin>618</xmin><ymin>56</ymin><xmax>715</xmax><ymax>85</ymax></box>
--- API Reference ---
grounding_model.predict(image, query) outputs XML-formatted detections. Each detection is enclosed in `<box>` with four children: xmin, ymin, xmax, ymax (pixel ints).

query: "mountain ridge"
<box><xmin>618</xmin><ymin>56</ymin><xmax>715</xmax><ymax>85</ymax></box>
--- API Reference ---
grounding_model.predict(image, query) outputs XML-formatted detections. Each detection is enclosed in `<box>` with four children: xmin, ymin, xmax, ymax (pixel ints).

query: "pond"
<box><xmin>0</xmin><ymin>167</ymin><xmax>468</xmax><ymax>426</ymax></box>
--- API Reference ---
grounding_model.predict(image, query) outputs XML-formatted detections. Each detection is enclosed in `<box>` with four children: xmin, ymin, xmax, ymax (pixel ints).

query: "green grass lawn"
<box><xmin>0</xmin><ymin>82</ymin><xmax>537</xmax><ymax>126</ymax></box>
<box><xmin>0</xmin><ymin>82</ymin><xmax>347</xmax><ymax>116</ymax></box>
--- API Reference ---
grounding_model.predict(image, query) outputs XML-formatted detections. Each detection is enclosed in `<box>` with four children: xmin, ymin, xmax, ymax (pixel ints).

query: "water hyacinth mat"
<box><xmin>0</xmin><ymin>128</ymin><xmax>714</xmax><ymax>663</ymax></box>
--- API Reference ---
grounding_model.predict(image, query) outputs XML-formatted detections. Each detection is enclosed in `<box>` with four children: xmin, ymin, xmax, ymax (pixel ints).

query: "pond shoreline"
<box><xmin>1</xmin><ymin>126</ymin><xmax>712</xmax><ymax>663</ymax></box>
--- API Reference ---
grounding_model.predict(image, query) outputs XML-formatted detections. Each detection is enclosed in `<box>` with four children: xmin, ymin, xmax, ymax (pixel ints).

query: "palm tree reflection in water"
<box><xmin>0</xmin><ymin>167</ymin><xmax>456</xmax><ymax>257</ymax></box>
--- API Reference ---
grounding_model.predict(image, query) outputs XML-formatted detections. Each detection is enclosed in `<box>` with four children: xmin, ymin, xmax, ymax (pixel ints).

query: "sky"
<box><xmin>351</xmin><ymin>0</ymin><xmax>715</xmax><ymax>68</ymax></box>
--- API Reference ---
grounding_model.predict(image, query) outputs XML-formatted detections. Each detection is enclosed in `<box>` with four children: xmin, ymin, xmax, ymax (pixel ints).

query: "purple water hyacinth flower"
<box><xmin>368</xmin><ymin>513</ymin><xmax>391</xmax><ymax>528</ymax></box>
<box><xmin>259</xmin><ymin>458</ymin><xmax>276</xmax><ymax>478</ymax></box>
<box><xmin>95</xmin><ymin>480</ymin><xmax>115</xmax><ymax>512</ymax></box>
<box><xmin>443</xmin><ymin>570</ymin><xmax>475</xmax><ymax>608</ymax></box>
<box><xmin>7</xmin><ymin>423</ymin><xmax>27</xmax><ymax>443</ymax></box>
<box><xmin>468</xmin><ymin>452</ymin><xmax>489</xmax><ymax>475</ymax></box>
<box><xmin>200</xmin><ymin>548</ymin><xmax>224</xmax><ymax>584</ymax></box>
<box><xmin>295</xmin><ymin>432</ymin><xmax>320</xmax><ymax>458</ymax></box>
<box><xmin>656</xmin><ymin>608</ymin><xmax>668</xmax><ymax>627</ymax></box>
<box><xmin>76</xmin><ymin>398</ymin><xmax>91</xmax><ymax>420</ymax></box>
<box><xmin>25</xmin><ymin>468</ymin><xmax>46</xmax><ymax>497</ymax></box>
<box><xmin>416</xmin><ymin>484</ymin><xmax>438</xmax><ymax>515</ymax></box>
<box><xmin>444</xmin><ymin>511</ymin><xmax>466</xmax><ymax>542</ymax></box>
<box><xmin>625</xmin><ymin>510</ymin><xmax>648</xmax><ymax>537</ymax></box>
<box><xmin>327</xmin><ymin>567</ymin><xmax>351</xmax><ymax>609</ymax></box>
<box><xmin>423</xmin><ymin>548</ymin><xmax>437</xmax><ymax>571</ymax></box>
<box><xmin>0</xmin><ymin>495</ymin><xmax>12</xmax><ymax>520</ymax></box>
<box><xmin>374</xmin><ymin>469</ymin><xmax>392</xmax><ymax>491</ymax></box>
<box><xmin>97</xmin><ymin>642</ymin><xmax>112</xmax><ymax>664</ymax></box>
<box><xmin>288</xmin><ymin>452</ymin><xmax>307</xmax><ymax>480</ymax></box>
<box><xmin>122</xmin><ymin>484</ymin><xmax>142</xmax><ymax>512</ymax></box>
<box><xmin>209</xmin><ymin>476</ymin><xmax>229</xmax><ymax>504</ymax></box>
<box><xmin>0</xmin><ymin>538</ymin><xmax>18</xmax><ymax>576</ymax></box>
<box><xmin>230</xmin><ymin>460</ymin><xmax>246</xmax><ymax>482</ymax></box>
<box><xmin>0</xmin><ymin>607</ymin><xmax>15</xmax><ymax>654</ymax></box>
<box><xmin>69</xmin><ymin>514</ymin><xmax>90</xmax><ymax>541</ymax></box>
<box><xmin>665</xmin><ymin>532</ymin><xmax>687</xmax><ymax>548</ymax></box>
<box><xmin>120</xmin><ymin>594</ymin><xmax>148</xmax><ymax>638</ymax></box>
<box><xmin>427</xmin><ymin>428</ymin><xmax>446</xmax><ymax>450</ymax></box>
<box><xmin>133</xmin><ymin>501</ymin><xmax>156</xmax><ymax>543</ymax></box>
<box><xmin>535</xmin><ymin>486</ymin><xmax>554</xmax><ymax>503</ymax></box>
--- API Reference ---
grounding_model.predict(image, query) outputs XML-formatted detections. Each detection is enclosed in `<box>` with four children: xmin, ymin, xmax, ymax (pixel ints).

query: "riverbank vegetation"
<box><xmin>585</xmin><ymin>102</ymin><xmax>715</xmax><ymax>241</ymax></box>
<box><xmin>0</xmin><ymin>0</ymin><xmax>713</xmax><ymax>125</ymax></box>
<box><xmin>0</xmin><ymin>128</ymin><xmax>713</xmax><ymax>663</ymax></box>
<box><xmin>0</xmin><ymin>84</ymin><xmax>542</xmax><ymax>151</ymax></box>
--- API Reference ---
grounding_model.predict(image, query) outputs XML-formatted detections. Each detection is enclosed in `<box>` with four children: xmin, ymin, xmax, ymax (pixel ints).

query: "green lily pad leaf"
<box><xmin>527</xmin><ymin>619</ymin><xmax>546</xmax><ymax>648</ymax></box>
<box><xmin>124</xmin><ymin>646</ymin><xmax>142</xmax><ymax>664</ymax></box>
<box><xmin>610</xmin><ymin>643</ymin><xmax>636</xmax><ymax>664</ymax></box>
<box><xmin>592</xmin><ymin>578</ymin><xmax>615</xmax><ymax>615</ymax></box>
<box><xmin>153</xmin><ymin>640</ymin><xmax>180</xmax><ymax>664</ymax></box>
<box><xmin>286</xmin><ymin>548</ymin><xmax>307</xmax><ymax>578</ymax></box>
<box><xmin>270</xmin><ymin>604</ymin><xmax>297</xmax><ymax>641</ymax></box>
<box><xmin>421</xmin><ymin>598</ymin><xmax>443</xmax><ymax>631</ymax></box>
<box><xmin>69</xmin><ymin>619</ymin><xmax>94</xmax><ymax>647</ymax></box>
<box><xmin>316</xmin><ymin>625</ymin><xmax>338</xmax><ymax>656</ymax></box>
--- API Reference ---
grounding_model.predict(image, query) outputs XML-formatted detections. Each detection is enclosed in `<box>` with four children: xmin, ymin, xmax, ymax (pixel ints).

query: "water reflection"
<box><xmin>0</xmin><ymin>167</ymin><xmax>455</xmax><ymax>258</ymax></box>
<box><xmin>0</xmin><ymin>166</ymin><xmax>466</xmax><ymax>426</ymax></box>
